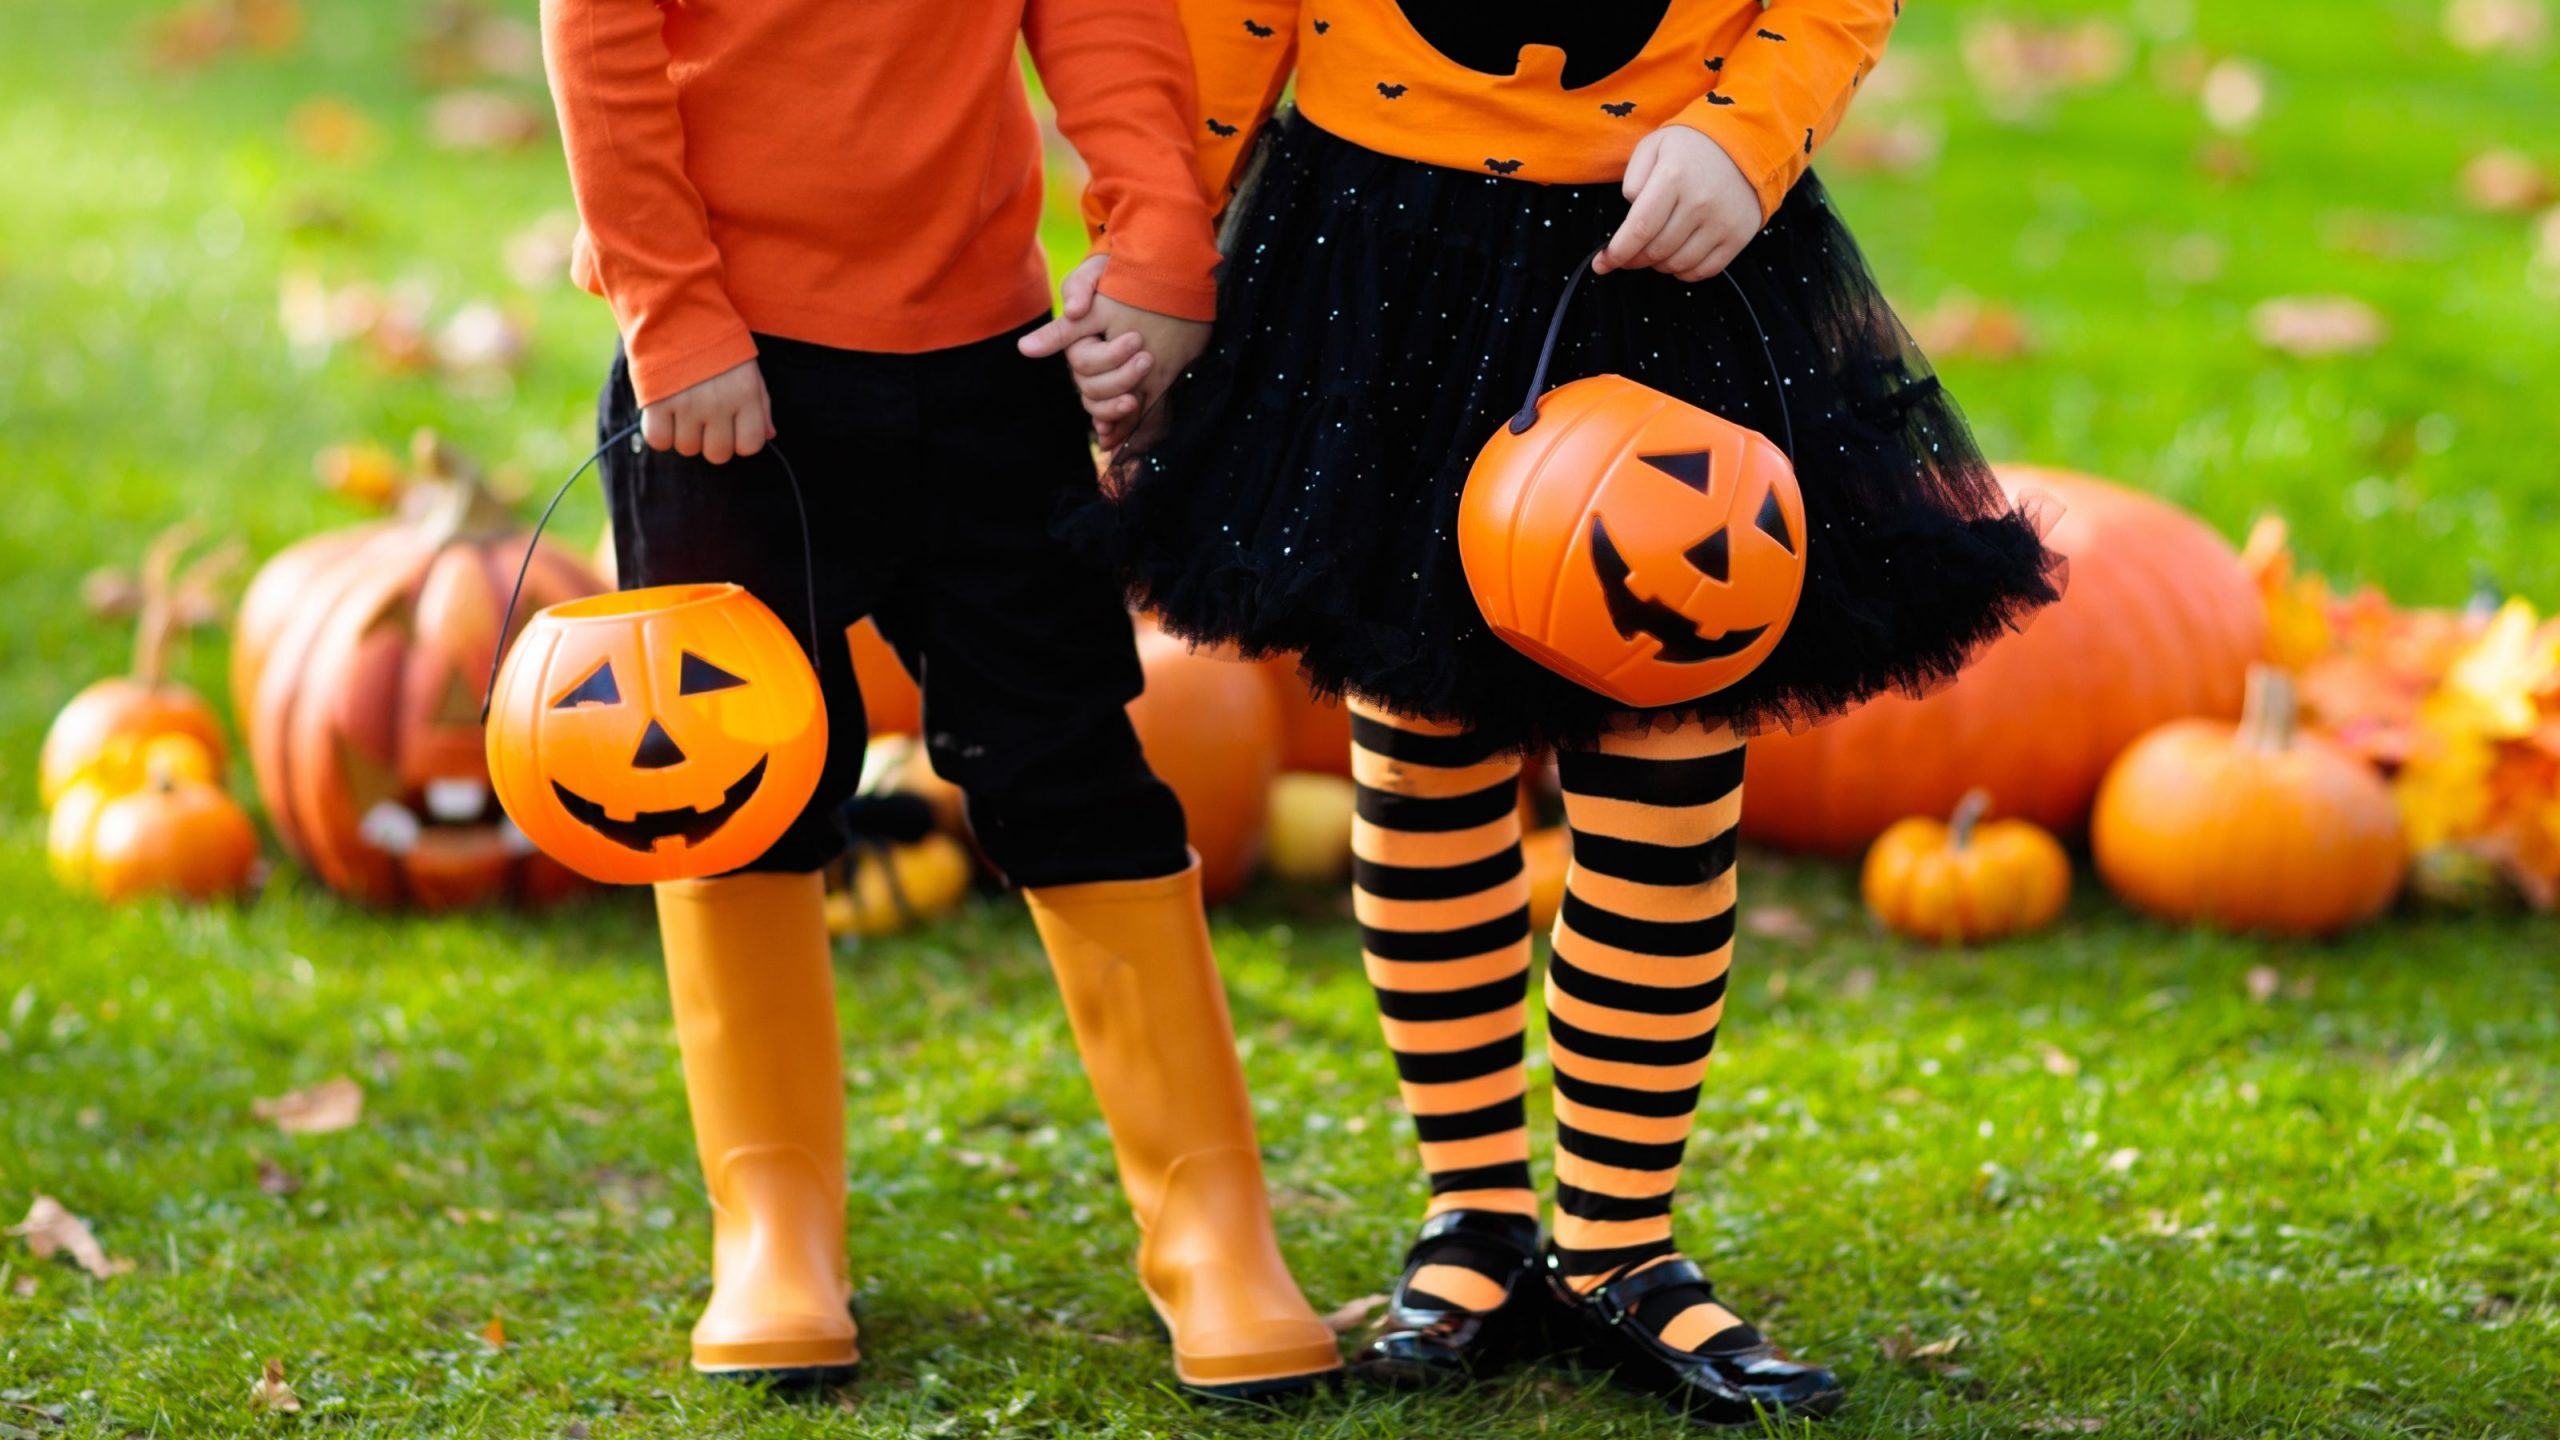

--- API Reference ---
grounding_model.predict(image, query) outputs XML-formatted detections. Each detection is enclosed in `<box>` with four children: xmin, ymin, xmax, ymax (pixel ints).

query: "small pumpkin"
<box><xmin>42</xmin><ymin>527</ymin><xmax>233</xmax><ymax>806</ymax></box>
<box><xmin>1127</xmin><ymin>624</ymin><xmax>1284</xmax><ymax>903</ymax></box>
<box><xmin>52</xmin><ymin>734</ymin><xmax>256</xmax><ymax>902</ymax></box>
<box><xmin>1265</xmin><ymin>773</ymin><xmax>1357</xmax><ymax>882</ymax></box>
<box><xmin>826</xmin><ymin>832</ymin><xmax>975</xmax><ymax>937</ymax></box>
<box><xmin>2092</xmin><ymin>665</ymin><xmax>2405</xmax><ymax>936</ymax></box>
<box><xmin>1862</xmin><ymin>789</ymin><xmax>2071</xmax><ymax>944</ymax></box>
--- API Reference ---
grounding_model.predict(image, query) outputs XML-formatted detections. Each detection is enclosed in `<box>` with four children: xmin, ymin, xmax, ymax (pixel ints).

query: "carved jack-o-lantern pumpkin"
<box><xmin>1460</xmin><ymin>374</ymin><xmax>1807</xmax><ymax>709</ymax></box>
<box><xmin>236</xmin><ymin>438</ymin><xmax>604</xmax><ymax>907</ymax></box>
<box><xmin>485</xmin><ymin>583</ymin><xmax>827</xmax><ymax>884</ymax></box>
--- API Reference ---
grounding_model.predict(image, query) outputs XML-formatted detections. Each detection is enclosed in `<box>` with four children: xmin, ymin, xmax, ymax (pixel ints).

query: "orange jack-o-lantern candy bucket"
<box><xmin>479</xmin><ymin>432</ymin><xmax>828</xmax><ymax>884</ymax></box>
<box><xmin>1459</xmin><ymin>256</ymin><xmax>1807</xmax><ymax>709</ymax></box>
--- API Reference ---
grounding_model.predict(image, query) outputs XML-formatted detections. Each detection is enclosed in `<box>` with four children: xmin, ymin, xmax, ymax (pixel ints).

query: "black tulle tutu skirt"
<box><xmin>1067</xmin><ymin>114</ymin><xmax>2063</xmax><ymax>752</ymax></box>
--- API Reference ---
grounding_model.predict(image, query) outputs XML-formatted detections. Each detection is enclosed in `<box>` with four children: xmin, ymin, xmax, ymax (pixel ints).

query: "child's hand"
<box><xmin>1019</xmin><ymin>256</ymin><xmax>1210</xmax><ymax>450</ymax></box>
<box><xmin>1595</xmin><ymin>126</ymin><xmax>1763</xmax><ymax>283</ymax></box>
<box><xmin>642</xmin><ymin>359</ymin><xmax>775</xmax><ymax>464</ymax></box>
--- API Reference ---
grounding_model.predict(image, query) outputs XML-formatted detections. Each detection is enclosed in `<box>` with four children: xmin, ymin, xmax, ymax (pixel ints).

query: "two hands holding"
<box><xmin>639</xmin><ymin>127</ymin><xmax>1759</xmax><ymax>462</ymax></box>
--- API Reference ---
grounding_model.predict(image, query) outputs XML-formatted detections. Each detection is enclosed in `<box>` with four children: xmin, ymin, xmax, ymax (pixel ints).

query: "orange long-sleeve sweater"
<box><xmin>1172</xmin><ymin>2</ymin><xmax>1898</xmax><ymax>218</ymax></box>
<box><xmin>540</xmin><ymin>0</ymin><xmax>1224</xmax><ymax>407</ymax></box>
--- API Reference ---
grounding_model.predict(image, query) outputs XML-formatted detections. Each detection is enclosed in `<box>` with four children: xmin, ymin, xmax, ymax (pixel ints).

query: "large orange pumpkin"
<box><xmin>487</xmin><ymin>583</ymin><xmax>829</xmax><ymax>885</ymax></box>
<box><xmin>235</xmin><ymin>436</ymin><xmax>602</xmax><ymax>906</ymax></box>
<box><xmin>1261</xmin><ymin>657</ymin><xmax>1352</xmax><ymax>776</ymax></box>
<box><xmin>1128</xmin><ymin>625</ymin><xmax>1284</xmax><ymax>902</ymax></box>
<box><xmin>1460</xmin><ymin>376</ymin><xmax>1807</xmax><ymax>708</ymax></box>
<box><xmin>2092</xmin><ymin>666</ymin><xmax>2405</xmax><ymax>936</ymax></box>
<box><xmin>1744</xmin><ymin>467</ymin><xmax>2264</xmax><ymax>852</ymax></box>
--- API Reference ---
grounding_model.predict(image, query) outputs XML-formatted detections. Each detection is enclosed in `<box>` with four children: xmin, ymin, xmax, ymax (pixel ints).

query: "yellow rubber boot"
<box><xmin>655</xmin><ymin>870</ymin><xmax>860</xmax><ymax>1382</ymax></box>
<box><xmin>1024</xmin><ymin>859</ymin><xmax>1345</xmax><ymax>1399</ymax></box>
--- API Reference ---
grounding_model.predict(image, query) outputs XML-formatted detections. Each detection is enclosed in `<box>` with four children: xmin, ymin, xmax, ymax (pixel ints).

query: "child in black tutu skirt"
<box><xmin>1033</xmin><ymin>2</ymin><xmax>2062</xmax><ymax>1422</ymax></box>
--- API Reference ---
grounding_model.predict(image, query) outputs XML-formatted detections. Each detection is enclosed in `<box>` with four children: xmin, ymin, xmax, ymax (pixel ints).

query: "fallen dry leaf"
<box><xmin>2245</xmin><ymin>964</ymin><xmax>2282</xmax><ymax>1003</ymax></box>
<box><xmin>288</xmin><ymin>96</ymin><xmax>377</xmax><ymax>161</ymax></box>
<box><xmin>426</xmin><ymin>90</ymin><xmax>545</xmax><ymax>152</ymax></box>
<box><xmin>81</xmin><ymin>566</ymin><xmax>142</xmax><ymax>619</ymax></box>
<box><xmin>2023</xmin><ymin>1419</ymin><xmax>2104</xmax><ymax>1435</ymax></box>
<box><xmin>1878</xmin><ymin>1325</ymin><xmax>1968</xmax><ymax>1370</ymax></box>
<box><xmin>255</xmin><ymin>1158</ymin><xmax>301</xmax><ymax>1197</ymax></box>
<box><xmin>502</xmin><ymin>211</ymin><xmax>579</xmax><ymax>289</ymax></box>
<box><xmin>1823</xmin><ymin>117</ymin><xmax>1941</xmax><ymax>177</ymax></box>
<box><xmin>1321</xmin><ymin>1294</ymin><xmax>1387</xmax><ymax>1335</ymax></box>
<box><xmin>8</xmin><ymin>1196</ymin><xmax>134</xmax><ymax>1279</ymax></box>
<box><xmin>2251</xmin><ymin>295</ymin><xmax>2387</xmax><ymax>356</ymax></box>
<box><xmin>1743</xmin><ymin>906</ymin><xmax>1818</xmax><ymax>943</ymax></box>
<box><xmin>10</xmin><ymin>1274</ymin><xmax>36</xmax><ymax>1298</ymax></box>
<box><xmin>2444</xmin><ymin>0</ymin><xmax>2549</xmax><ymax>55</ymax></box>
<box><xmin>1912</xmin><ymin>295</ymin><xmax>2034</xmax><ymax>362</ymax></box>
<box><xmin>481</xmin><ymin>1312</ymin><xmax>508</xmax><ymax>1349</ymax></box>
<box><xmin>2038</xmin><ymin>1043</ymin><xmax>2081</xmax><ymax>1078</ymax></box>
<box><xmin>433</xmin><ymin>301</ymin><xmax>528</xmax><ymax>374</ymax></box>
<box><xmin>1839</xmin><ymin>966</ymin><xmax>1880</xmax><ymax>1002</ymax></box>
<box><xmin>2102</xmin><ymin>1147</ymin><xmax>2141</xmax><ymax>1175</ymax></box>
<box><xmin>2460</xmin><ymin>148</ymin><xmax>2556</xmax><ymax>214</ymax></box>
<box><xmin>249</xmin><ymin>1357</ymin><xmax>301</xmax><ymax>1414</ymax></box>
<box><xmin>2200</xmin><ymin>58</ymin><xmax>2268</xmax><ymax>134</ymax></box>
<box><xmin>252</xmin><ymin>1075</ymin><xmax>365</xmax><ymax>1135</ymax></box>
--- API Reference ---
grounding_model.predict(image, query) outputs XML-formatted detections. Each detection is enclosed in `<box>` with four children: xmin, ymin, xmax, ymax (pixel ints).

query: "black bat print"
<box><xmin>1206</xmin><ymin>118</ymin><xmax>1239</xmax><ymax>137</ymax></box>
<box><xmin>1602</xmin><ymin>101</ymin><xmax>1638</xmax><ymax>117</ymax></box>
<box><xmin>1707</xmin><ymin>92</ymin><xmax>1735</xmax><ymax>106</ymax></box>
<box><xmin>1377</xmin><ymin>81</ymin><xmax>1408</xmax><ymax>98</ymax></box>
<box><xmin>1804</xmin><ymin>127</ymin><xmax>1814</xmax><ymax>153</ymax></box>
<box><xmin>1243</xmin><ymin>18</ymin><xmax>1275</xmax><ymax>37</ymax></box>
<box><xmin>1313</xmin><ymin>18</ymin><xmax>1330</xmax><ymax>33</ymax></box>
<box><xmin>1705</xmin><ymin>55</ymin><xmax>1724</xmax><ymax>70</ymax></box>
<box><xmin>1484</xmin><ymin>158</ymin><xmax>1525</xmax><ymax>175</ymax></box>
<box><xmin>1757</xmin><ymin>28</ymin><xmax>1786</xmax><ymax>41</ymax></box>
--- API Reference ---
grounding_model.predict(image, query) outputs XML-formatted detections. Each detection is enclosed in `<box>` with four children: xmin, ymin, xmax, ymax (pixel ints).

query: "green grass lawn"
<box><xmin>4</xmin><ymin>2</ymin><xmax>2557</xmax><ymax>1436</ymax></box>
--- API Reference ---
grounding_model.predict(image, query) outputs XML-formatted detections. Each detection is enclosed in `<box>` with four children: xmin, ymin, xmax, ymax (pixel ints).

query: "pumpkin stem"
<box><xmin>1949</xmin><ymin>787</ymin><xmax>1993</xmax><ymax>850</ymax></box>
<box><xmin>130</xmin><ymin>520</ymin><xmax>201</xmax><ymax>687</ymax></box>
<box><xmin>2239</xmin><ymin>663</ymin><xmax>2299</xmax><ymax>753</ymax></box>
<box><xmin>406</xmin><ymin>429</ymin><xmax>517</xmax><ymax>544</ymax></box>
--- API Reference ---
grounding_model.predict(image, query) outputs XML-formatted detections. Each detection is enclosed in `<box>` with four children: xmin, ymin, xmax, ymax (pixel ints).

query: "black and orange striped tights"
<box><xmin>1351</xmin><ymin>698</ymin><xmax>1759</xmax><ymax>1354</ymax></box>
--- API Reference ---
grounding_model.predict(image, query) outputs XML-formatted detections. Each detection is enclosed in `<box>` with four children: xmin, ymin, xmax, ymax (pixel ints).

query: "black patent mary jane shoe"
<box><xmin>1547</xmin><ymin>1250</ymin><xmax>1843</xmax><ymax>1428</ymax></box>
<box><xmin>1357</xmin><ymin>1210</ymin><xmax>1555</xmax><ymax>1386</ymax></box>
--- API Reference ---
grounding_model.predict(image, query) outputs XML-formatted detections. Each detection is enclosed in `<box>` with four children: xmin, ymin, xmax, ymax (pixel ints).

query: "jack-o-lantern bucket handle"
<box><xmin>477</xmin><ymin>420</ymin><xmax>824</xmax><ymax>725</ymax></box>
<box><xmin>1506</xmin><ymin>249</ymin><xmax>1796</xmax><ymax>461</ymax></box>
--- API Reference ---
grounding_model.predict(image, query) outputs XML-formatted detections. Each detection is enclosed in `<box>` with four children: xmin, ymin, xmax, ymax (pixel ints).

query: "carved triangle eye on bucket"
<box><xmin>1641</xmin><ymin>449</ymin><xmax>1713</xmax><ymax>493</ymax></box>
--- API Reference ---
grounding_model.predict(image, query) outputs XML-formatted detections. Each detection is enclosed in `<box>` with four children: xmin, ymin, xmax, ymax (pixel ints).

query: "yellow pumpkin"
<box><xmin>1862</xmin><ymin>789</ymin><xmax>2071</xmax><ymax>944</ymax></box>
<box><xmin>826</xmin><ymin>833</ymin><xmax>975</xmax><ymax>937</ymax></box>
<box><xmin>2092</xmin><ymin>665</ymin><xmax>2404</xmax><ymax>936</ymax></box>
<box><xmin>51</xmin><ymin>733</ymin><xmax>256</xmax><ymax>902</ymax></box>
<box><xmin>50</xmin><ymin>734</ymin><xmax>223</xmax><ymax>892</ymax></box>
<box><xmin>1265</xmin><ymin>773</ymin><xmax>1357</xmax><ymax>883</ymax></box>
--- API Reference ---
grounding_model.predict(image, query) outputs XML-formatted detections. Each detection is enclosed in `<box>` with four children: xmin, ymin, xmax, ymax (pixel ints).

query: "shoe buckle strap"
<box><xmin>1584</xmin><ymin>1256</ymin><xmax>1712</xmax><ymax>1329</ymax></box>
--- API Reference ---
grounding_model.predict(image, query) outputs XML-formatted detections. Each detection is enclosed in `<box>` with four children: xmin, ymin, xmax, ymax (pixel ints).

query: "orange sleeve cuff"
<box><xmin>625</xmin><ymin>316</ymin><xmax>759</xmax><ymax>410</ymax></box>
<box><xmin>1095</xmin><ymin>254</ymin><xmax>1219</xmax><ymax>324</ymax></box>
<box><xmin>1663</xmin><ymin>99</ymin><xmax>1807</xmax><ymax>223</ymax></box>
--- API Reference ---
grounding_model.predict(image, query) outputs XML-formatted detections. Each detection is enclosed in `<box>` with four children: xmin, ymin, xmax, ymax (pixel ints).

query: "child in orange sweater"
<box><xmin>539</xmin><ymin>0</ymin><xmax>1342</xmax><ymax>1400</ymax></box>
<box><xmin>1063</xmin><ymin>3</ymin><xmax>2062</xmax><ymax>1424</ymax></box>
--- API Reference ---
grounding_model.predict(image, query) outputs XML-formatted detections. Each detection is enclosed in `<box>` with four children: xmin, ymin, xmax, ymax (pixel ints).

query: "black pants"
<box><xmin>599</xmin><ymin>320</ymin><xmax>1189</xmax><ymax>887</ymax></box>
